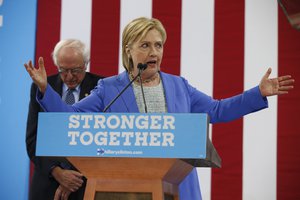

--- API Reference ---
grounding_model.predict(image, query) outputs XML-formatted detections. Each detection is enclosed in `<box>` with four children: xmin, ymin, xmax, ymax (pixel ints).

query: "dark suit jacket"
<box><xmin>26</xmin><ymin>72</ymin><xmax>103</xmax><ymax>200</ymax></box>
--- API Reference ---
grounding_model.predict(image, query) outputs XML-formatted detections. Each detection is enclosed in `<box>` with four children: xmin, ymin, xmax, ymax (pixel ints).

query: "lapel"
<box><xmin>160</xmin><ymin>72</ymin><xmax>175</xmax><ymax>113</ymax></box>
<box><xmin>111</xmin><ymin>72</ymin><xmax>176</xmax><ymax>113</ymax></box>
<box><xmin>115</xmin><ymin>71</ymin><xmax>139</xmax><ymax>112</ymax></box>
<box><xmin>79</xmin><ymin>73</ymin><xmax>92</xmax><ymax>100</ymax></box>
<box><xmin>51</xmin><ymin>74</ymin><xmax>63</xmax><ymax>97</ymax></box>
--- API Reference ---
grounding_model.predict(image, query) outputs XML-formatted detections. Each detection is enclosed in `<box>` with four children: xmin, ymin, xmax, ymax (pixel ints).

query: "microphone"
<box><xmin>137</xmin><ymin>63</ymin><xmax>148</xmax><ymax>71</ymax></box>
<box><xmin>103</xmin><ymin>63</ymin><xmax>147</xmax><ymax>112</ymax></box>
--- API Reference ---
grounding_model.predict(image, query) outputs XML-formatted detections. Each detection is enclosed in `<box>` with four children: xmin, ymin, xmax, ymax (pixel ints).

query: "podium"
<box><xmin>37</xmin><ymin>113</ymin><xmax>221</xmax><ymax>200</ymax></box>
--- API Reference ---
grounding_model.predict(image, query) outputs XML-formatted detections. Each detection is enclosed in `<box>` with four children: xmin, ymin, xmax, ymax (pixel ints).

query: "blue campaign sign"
<box><xmin>37</xmin><ymin>113</ymin><xmax>208</xmax><ymax>159</ymax></box>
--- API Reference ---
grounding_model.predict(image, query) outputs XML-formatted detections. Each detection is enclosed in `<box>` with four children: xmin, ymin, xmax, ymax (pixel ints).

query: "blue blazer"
<box><xmin>39</xmin><ymin>71</ymin><xmax>267</xmax><ymax>120</ymax></box>
<box><xmin>38</xmin><ymin>71</ymin><xmax>268</xmax><ymax>199</ymax></box>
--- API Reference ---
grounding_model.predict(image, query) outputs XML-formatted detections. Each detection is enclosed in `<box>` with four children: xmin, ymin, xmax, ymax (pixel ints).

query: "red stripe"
<box><xmin>90</xmin><ymin>0</ymin><xmax>120</xmax><ymax>76</ymax></box>
<box><xmin>30</xmin><ymin>0</ymin><xmax>61</xmax><ymax>186</ymax></box>
<box><xmin>35</xmin><ymin>0</ymin><xmax>61</xmax><ymax>75</ymax></box>
<box><xmin>152</xmin><ymin>0</ymin><xmax>182</xmax><ymax>76</ymax></box>
<box><xmin>212</xmin><ymin>1</ymin><xmax>245</xmax><ymax>199</ymax></box>
<box><xmin>277</xmin><ymin>7</ymin><xmax>300</xmax><ymax>200</ymax></box>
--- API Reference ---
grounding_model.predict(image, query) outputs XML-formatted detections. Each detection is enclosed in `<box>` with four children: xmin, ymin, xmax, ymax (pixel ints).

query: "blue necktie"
<box><xmin>65</xmin><ymin>89</ymin><xmax>75</xmax><ymax>105</ymax></box>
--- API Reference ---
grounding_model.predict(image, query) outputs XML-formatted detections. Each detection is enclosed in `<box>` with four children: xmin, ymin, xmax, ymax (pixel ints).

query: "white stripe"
<box><xmin>118</xmin><ymin>0</ymin><xmax>152</xmax><ymax>73</ymax></box>
<box><xmin>243</xmin><ymin>0</ymin><xmax>278</xmax><ymax>199</ymax></box>
<box><xmin>181</xmin><ymin>1</ymin><xmax>215</xmax><ymax>199</ymax></box>
<box><xmin>60</xmin><ymin>0</ymin><xmax>92</xmax><ymax>71</ymax></box>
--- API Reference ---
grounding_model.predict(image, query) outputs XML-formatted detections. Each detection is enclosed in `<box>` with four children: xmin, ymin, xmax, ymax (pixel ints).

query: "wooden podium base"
<box><xmin>95</xmin><ymin>191</ymin><xmax>152</xmax><ymax>200</ymax></box>
<box><xmin>85</xmin><ymin>179</ymin><xmax>176</xmax><ymax>200</ymax></box>
<box><xmin>67</xmin><ymin>157</ymin><xmax>193</xmax><ymax>200</ymax></box>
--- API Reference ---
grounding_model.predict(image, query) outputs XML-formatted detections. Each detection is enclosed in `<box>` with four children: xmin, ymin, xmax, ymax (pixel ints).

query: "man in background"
<box><xmin>26</xmin><ymin>39</ymin><xmax>104</xmax><ymax>200</ymax></box>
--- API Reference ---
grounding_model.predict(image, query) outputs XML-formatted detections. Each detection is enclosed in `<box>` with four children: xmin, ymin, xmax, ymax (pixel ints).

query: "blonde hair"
<box><xmin>122</xmin><ymin>17</ymin><xmax>167</xmax><ymax>71</ymax></box>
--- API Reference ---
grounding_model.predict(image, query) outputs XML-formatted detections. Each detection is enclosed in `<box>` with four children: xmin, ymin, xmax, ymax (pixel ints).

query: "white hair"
<box><xmin>52</xmin><ymin>39</ymin><xmax>90</xmax><ymax>67</ymax></box>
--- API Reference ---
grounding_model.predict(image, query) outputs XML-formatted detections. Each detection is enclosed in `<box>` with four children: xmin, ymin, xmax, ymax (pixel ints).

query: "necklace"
<box><xmin>129</xmin><ymin>72</ymin><xmax>160</xmax><ymax>84</ymax></box>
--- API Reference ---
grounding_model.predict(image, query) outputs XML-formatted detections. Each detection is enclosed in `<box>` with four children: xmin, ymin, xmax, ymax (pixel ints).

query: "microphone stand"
<box><xmin>139</xmin><ymin>68</ymin><xmax>148</xmax><ymax>113</ymax></box>
<box><xmin>103</xmin><ymin>63</ymin><xmax>148</xmax><ymax>112</ymax></box>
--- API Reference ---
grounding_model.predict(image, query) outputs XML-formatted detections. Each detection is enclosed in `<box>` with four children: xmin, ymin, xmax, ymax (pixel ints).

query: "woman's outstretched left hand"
<box><xmin>259</xmin><ymin>68</ymin><xmax>294</xmax><ymax>97</ymax></box>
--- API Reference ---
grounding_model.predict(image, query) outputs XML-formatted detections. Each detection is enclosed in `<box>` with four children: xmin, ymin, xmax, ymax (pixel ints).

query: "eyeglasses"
<box><xmin>58</xmin><ymin>67</ymin><xmax>85</xmax><ymax>75</ymax></box>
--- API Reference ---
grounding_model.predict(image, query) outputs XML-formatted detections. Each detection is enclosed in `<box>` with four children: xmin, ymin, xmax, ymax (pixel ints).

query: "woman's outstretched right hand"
<box><xmin>24</xmin><ymin>57</ymin><xmax>48</xmax><ymax>93</ymax></box>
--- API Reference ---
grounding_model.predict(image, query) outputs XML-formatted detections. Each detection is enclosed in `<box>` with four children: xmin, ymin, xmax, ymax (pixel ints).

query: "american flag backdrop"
<box><xmin>32</xmin><ymin>0</ymin><xmax>300</xmax><ymax>199</ymax></box>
